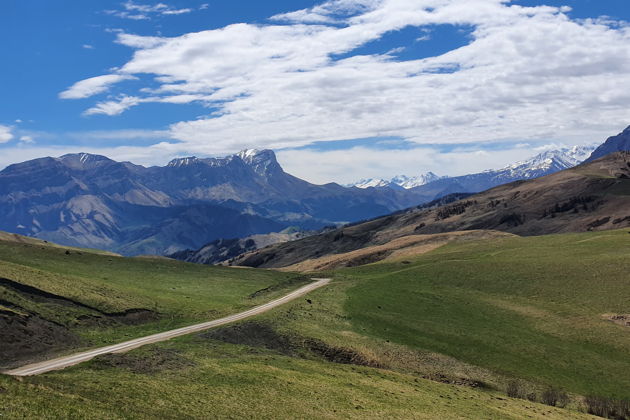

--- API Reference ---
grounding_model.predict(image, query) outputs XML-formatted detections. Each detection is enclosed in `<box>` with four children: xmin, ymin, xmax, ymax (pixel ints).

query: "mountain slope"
<box><xmin>232</xmin><ymin>152</ymin><xmax>630</xmax><ymax>269</ymax></box>
<box><xmin>405</xmin><ymin>145</ymin><xmax>595</xmax><ymax>201</ymax></box>
<box><xmin>1</xmin><ymin>229</ymin><xmax>622</xmax><ymax>419</ymax></box>
<box><xmin>0</xmin><ymin>150</ymin><xmax>424</xmax><ymax>255</ymax></box>
<box><xmin>586</xmin><ymin>125</ymin><xmax>630</xmax><ymax>162</ymax></box>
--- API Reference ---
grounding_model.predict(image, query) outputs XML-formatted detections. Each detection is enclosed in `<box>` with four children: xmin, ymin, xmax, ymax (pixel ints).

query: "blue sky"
<box><xmin>1</xmin><ymin>0</ymin><xmax>629</xmax><ymax>183</ymax></box>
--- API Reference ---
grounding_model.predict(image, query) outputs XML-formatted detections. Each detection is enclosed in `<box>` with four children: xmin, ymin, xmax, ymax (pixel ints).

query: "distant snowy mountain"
<box><xmin>350</xmin><ymin>178</ymin><xmax>392</xmax><ymax>189</ymax></box>
<box><xmin>494</xmin><ymin>145</ymin><xmax>595</xmax><ymax>180</ymax></box>
<box><xmin>391</xmin><ymin>173</ymin><xmax>443</xmax><ymax>189</ymax></box>
<box><xmin>403</xmin><ymin>145</ymin><xmax>597</xmax><ymax>202</ymax></box>
<box><xmin>349</xmin><ymin>146</ymin><xmax>594</xmax><ymax>192</ymax></box>
<box><xmin>349</xmin><ymin>172</ymin><xmax>442</xmax><ymax>189</ymax></box>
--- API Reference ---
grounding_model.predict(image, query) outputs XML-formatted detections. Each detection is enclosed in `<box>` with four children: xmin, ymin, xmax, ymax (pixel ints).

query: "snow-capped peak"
<box><xmin>499</xmin><ymin>145</ymin><xmax>596</xmax><ymax>177</ymax></box>
<box><xmin>236</xmin><ymin>149</ymin><xmax>261</xmax><ymax>162</ymax></box>
<box><xmin>58</xmin><ymin>152</ymin><xmax>112</xmax><ymax>169</ymax></box>
<box><xmin>348</xmin><ymin>172</ymin><xmax>443</xmax><ymax>189</ymax></box>
<box><xmin>350</xmin><ymin>178</ymin><xmax>391</xmax><ymax>189</ymax></box>
<box><xmin>391</xmin><ymin>172</ymin><xmax>442</xmax><ymax>189</ymax></box>
<box><xmin>235</xmin><ymin>149</ymin><xmax>281</xmax><ymax>176</ymax></box>
<box><xmin>166</xmin><ymin>156</ymin><xmax>199</xmax><ymax>167</ymax></box>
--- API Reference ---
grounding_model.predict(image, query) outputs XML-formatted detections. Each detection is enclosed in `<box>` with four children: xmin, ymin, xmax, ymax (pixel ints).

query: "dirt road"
<box><xmin>3</xmin><ymin>278</ymin><xmax>330</xmax><ymax>376</ymax></box>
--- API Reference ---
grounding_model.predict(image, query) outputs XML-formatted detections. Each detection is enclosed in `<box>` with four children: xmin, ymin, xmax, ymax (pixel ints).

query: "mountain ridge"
<box><xmin>586</xmin><ymin>125</ymin><xmax>630</xmax><ymax>162</ymax></box>
<box><xmin>0</xmin><ymin>149</ymin><xmax>423</xmax><ymax>255</ymax></box>
<box><xmin>231</xmin><ymin>152</ymin><xmax>630</xmax><ymax>269</ymax></box>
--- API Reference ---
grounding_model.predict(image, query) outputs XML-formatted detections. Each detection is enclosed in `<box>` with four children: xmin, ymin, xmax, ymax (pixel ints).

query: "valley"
<box><xmin>2</xmin><ymin>129</ymin><xmax>630</xmax><ymax>419</ymax></box>
<box><xmin>1</xmin><ymin>228</ymin><xmax>629</xmax><ymax>419</ymax></box>
<box><xmin>4</xmin><ymin>1</ymin><xmax>630</xmax><ymax>418</ymax></box>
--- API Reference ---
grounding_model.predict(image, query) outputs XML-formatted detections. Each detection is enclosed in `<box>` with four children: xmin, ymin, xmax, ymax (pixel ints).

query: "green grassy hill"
<box><xmin>2</xmin><ymin>229</ymin><xmax>629</xmax><ymax>418</ymax></box>
<box><xmin>0</xmin><ymin>235</ymin><xmax>305</xmax><ymax>368</ymax></box>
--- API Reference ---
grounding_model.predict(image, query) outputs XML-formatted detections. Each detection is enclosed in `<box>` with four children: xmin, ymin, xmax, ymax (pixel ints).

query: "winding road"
<box><xmin>3</xmin><ymin>278</ymin><xmax>330</xmax><ymax>377</ymax></box>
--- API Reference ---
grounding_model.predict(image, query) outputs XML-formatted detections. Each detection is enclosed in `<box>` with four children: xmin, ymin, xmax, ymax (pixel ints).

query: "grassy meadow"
<box><xmin>2</xmin><ymin>229</ymin><xmax>630</xmax><ymax>418</ymax></box>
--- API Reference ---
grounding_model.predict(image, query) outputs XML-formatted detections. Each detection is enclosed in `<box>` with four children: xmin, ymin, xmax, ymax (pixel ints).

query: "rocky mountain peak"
<box><xmin>235</xmin><ymin>149</ymin><xmax>282</xmax><ymax>177</ymax></box>
<box><xmin>166</xmin><ymin>156</ymin><xmax>201</xmax><ymax>168</ymax></box>
<box><xmin>58</xmin><ymin>153</ymin><xmax>114</xmax><ymax>169</ymax></box>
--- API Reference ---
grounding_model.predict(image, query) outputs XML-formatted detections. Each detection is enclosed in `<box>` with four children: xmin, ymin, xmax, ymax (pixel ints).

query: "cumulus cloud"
<box><xmin>69</xmin><ymin>0</ymin><xmax>630</xmax><ymax>156</ymax></box>
<box><xmin>60</xmin><ymin>74</ymin><xmax>136</xmax><ymax>99</ymax></box>
<box><xmin>19</xmin><ymin>135</ymin><xmax>35</xmax><ymax>144</ymax></box>
<box><xmin>0</xmin><ymin>125</ymin><xmax>13</xmax><ymax>143</ymax></box>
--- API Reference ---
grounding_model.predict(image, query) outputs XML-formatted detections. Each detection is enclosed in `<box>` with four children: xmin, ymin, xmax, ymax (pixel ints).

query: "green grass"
<box><xmin>340</xmin><ymin>229</ymin><xmax>630</xmax><ymax>399</ymax></box>
<box><xmin>0</xmin><ymin>337</ymin><xmax>593</xmax><ymax>420</ymax></box>
<box><xmin>0</xmin><ymin>239</ymin><xmax>305</xmax><ymax>352</ymax></box>
<box><xmin>2</xmin><ymin>229</ymin><xmax>629</xmax><ymax>418</ymax></box>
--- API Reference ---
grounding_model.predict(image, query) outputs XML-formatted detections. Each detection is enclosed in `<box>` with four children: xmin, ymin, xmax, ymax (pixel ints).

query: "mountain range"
<box><xmin>231</xmin><ymin>151</ymin><xmax>630</xmax><ymax>270</ymax></box>
<box><xmin>169</xmin><ymin>144</ymin><xmax>600</xmax><ymax>265</ymax></box>
<box><xmin>349</xmin><ymin>145</ymin><xmax>594</xmax><ymax>192</ymax></box>
<box><xmin>586</xmin><ymin>125</ymin><xmax>630</xmax><ymax>162</ymax></box>
<box><xmin>0</xmin><ymin>149</ymin><xmax>424</xmax><ymax>255</ymax></box>
<box><xmin>1</xmin><ymin>126</ymin><xmax>624</xmax><ymax>257</ymax></box>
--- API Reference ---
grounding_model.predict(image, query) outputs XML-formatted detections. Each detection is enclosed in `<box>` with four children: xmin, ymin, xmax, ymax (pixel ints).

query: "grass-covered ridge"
<box><xmin>0</xmin><ymin>236</ymin><xmax>306</xmax><ymax>368</ymax></box>
<box><xmin>341</xmin><ymin>229</ymin><xmax>630</xmax><ymax>400</ymax></box>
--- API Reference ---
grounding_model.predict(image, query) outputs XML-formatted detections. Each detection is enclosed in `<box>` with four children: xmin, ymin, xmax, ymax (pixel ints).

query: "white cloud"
<box><xmin>0</xmin><ymin>125</ymin><xmax>13</xmax><ymax>143</ymax></box>
<box><xmin>105</xmin><ymin>1</ymin><xmax>194</xmax><ymax>20</ymax></box>
<box><xmin>59</xmin><ymin>74</ymin><xmax>136</xmax><ymax>99</ymax></box>
<box><xmin>162</xmin><ymin>8</ymin><xmax>192</xmax><ymax>15</ymax></box>
<box><xmin>69</xmin><ymin>0</ymin><xmax>630</xmax><ymax>157</ymax></box>
<box><xmin>19</xmin><ymin>135</ymin><xmax>35</xmax><ymax>144</ymax></box>
<box><xmin>84</xmin><ymin>95</ymin><xmax>143</xmax><ymax>116</ymax></box>
<box><xmin>83</xmin><ymin>44</ymin><xmax>95</xmax><ymax>49</ymax></box>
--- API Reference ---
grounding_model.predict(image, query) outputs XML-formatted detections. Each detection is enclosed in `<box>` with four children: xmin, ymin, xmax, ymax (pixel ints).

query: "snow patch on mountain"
<box><xmin>494</xmin><ymin>145</ymin><xmax>596</xmax><ymax>180</ymax></box>
<box><xmin>347</xmin><ymin>146</ymin><xmax>595</xmax><ymax>190</ymax></box>
<box><xmin>348</xmin><ymin>172</ymin><xmax>443</xmax><ymax>189</ymax></box>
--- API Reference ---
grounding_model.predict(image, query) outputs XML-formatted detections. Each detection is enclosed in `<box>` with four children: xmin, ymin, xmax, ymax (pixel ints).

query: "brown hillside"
<box><xmin>232</xmin><ymin>152</ymin><xmax>630</xmax><ymax>269</ymax></box>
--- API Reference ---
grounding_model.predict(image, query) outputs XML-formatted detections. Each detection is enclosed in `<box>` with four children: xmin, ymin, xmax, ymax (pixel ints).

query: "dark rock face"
<box><xmin>586</xmin><ymin>125</ymin><xmax>630</xmax><ymax>162</ymax></box>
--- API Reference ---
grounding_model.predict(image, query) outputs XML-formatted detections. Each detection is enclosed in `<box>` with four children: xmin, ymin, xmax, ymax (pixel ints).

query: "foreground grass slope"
<box><xmin>0</xmin><ymin>235</ymin><xmax>304</xmax><ymax>368</ymax></box>
<box><xmin>1</xmin><ymin>229</ymin><xmax>627</xmax><ymax>418</ymax></box>
<box><xmin>342</xmin><ymin>229</ymin><xmax>630</xmax><ymax>400</ymax></box>
<box><xmin>0</xmin><ymin>338</ymin><xmax>593</xmax><ymax>419</ymax></box>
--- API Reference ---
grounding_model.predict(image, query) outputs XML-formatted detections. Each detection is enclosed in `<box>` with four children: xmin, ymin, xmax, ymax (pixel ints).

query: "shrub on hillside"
<box><xmin>541</xmin><ymin>388</ymin><xmax>569</xmax><ymax>408</ymax></box>
<box><xmin>584</xmin><ymin>395</ymin><xmax>630</xmax><ymax>419</ymax></box>
<box><xmin>506</xmin><ymin>381</ymin><xmax>526</xmax><ymax>399</ymax></box>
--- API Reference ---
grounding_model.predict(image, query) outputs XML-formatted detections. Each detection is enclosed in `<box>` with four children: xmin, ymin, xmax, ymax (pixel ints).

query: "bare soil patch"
<box><xmin>0</xmin><ymin>277</ymin><xmax>158</xmax><ymax>368</ymax></box>
<box><xmin>281</xmin><ymin>230</ymin><xmax>512</xmax><ymax>272</ymax></box>
<box><xmin>0</xmin><ymin>311</ymin><xmax>80</xmax><ymax>369</ymax></box>
<box><xmin>604</xmin><ymin>314</ymin><xmax>630</xmax><ymax>328</ymax></box>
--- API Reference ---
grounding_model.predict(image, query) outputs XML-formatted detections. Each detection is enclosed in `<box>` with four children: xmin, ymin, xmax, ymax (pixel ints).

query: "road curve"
<box><xmin>4</xmin><ymin>278</ymin><xmax>331</xmax><ymax>377</ymax></box>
